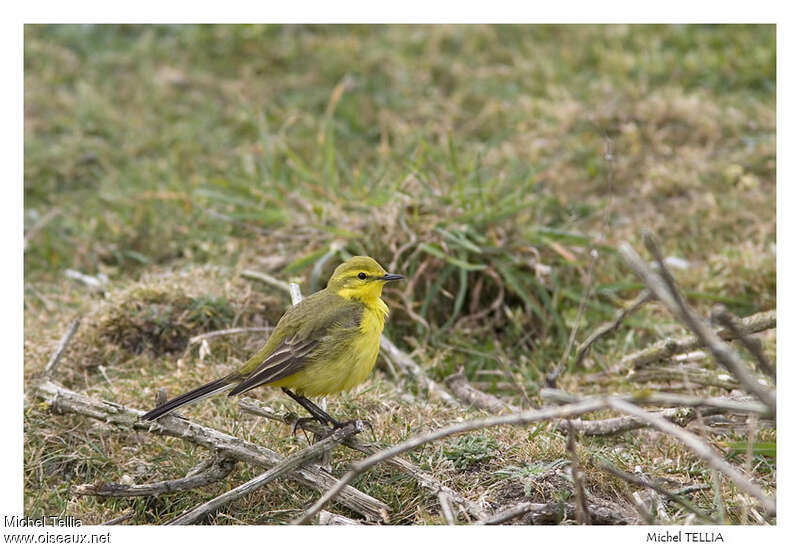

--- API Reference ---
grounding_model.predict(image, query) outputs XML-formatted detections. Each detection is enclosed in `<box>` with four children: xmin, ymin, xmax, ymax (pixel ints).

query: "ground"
<box><xmin>24</xmin><ymin>24</ymin><xmax>775</xmax><ymax>525</ymax></box>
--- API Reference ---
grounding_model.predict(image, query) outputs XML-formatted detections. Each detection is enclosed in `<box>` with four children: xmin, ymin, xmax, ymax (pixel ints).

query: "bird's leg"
<box><xmin>282</xmin><ymin>389</ymin><xmax>374</xmax><ymax>441</ymax></box>
<box><xmin>281</xmin><ymin>388</ymin><xmax>341</xmax><ymax>428</ymax></box>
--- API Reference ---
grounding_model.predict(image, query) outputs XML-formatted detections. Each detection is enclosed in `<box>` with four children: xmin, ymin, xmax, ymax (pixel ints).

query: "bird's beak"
<box><xmin>380</xmin><ymin>273</ymin><xmax>404</xmax><ymax>282</ymax></box>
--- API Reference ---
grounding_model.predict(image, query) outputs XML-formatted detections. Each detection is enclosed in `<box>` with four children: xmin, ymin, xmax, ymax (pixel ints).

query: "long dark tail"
<box><xmin>141</xmin><ymin>378</ymin><xmax>234</xmax><ymax>421</ymax></box>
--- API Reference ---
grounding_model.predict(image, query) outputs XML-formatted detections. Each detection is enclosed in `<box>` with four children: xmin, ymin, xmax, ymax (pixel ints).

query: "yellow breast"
<box><xmin>273</xmin><ymin>297</ymin><xmax>387</xmax><ymax>397</ymax></box>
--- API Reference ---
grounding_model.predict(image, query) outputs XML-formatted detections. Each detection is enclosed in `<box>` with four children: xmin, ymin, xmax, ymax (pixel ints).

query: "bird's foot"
<box><xmin>332</xmin><ymin>418</ymin><xmax>375</xmax><ymax>440</ymax></box>
<box><xmin>290</xmin><ymin>416</ymin><xmax>328</xmax><ymax>440</ymax></box>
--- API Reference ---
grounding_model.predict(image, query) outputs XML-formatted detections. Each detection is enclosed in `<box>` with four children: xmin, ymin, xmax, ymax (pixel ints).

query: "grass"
<box><xmin>24</xmin><ymin>24</ymin><xmax>775</xmax><ymax>525</ymax></box>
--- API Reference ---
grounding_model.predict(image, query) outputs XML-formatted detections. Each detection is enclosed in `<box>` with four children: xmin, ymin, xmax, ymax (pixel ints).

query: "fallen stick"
<box><xmin>318</xmin><ymin>511</ymin><xmax>360</xmax><ymax>525</ymax></box>
<box><xmin>607</xmin><ymin>398</ymin><xmax>775</xmax><ymax>515</ymax></box>
<box><xmin>444</xmin><ymin>371</ymin><xmax>520</xmax><ymax>413</ymax></box>
<box><xmin>73</xmin><ymin>454</ymin><xmax>237</xmax><ymax>497</ymax></box>
<box><xmin>240</xmin><ymin>269</ymin><xmax>292</xmax><ymax>294</ymax></box>
<box><xmin>291</xmin><ymin>392</ymin><xmax>775</xmax><ymax>524</ymax></box>
<box><xmin>575</xmin><ymin>290</ymin><xmax>652</xmax><ymax>367</ymax></box>
<box><xmin>554</xmin><ymin>408</ymin><xmax>692</xmax><ymax>436</ymax></box>
<box><xmin>438</xmin><ymin>491</ymin><xmax>457</xmax><ymax>525</ymax></box>
<box><xmin>711</xmin><ymin>306</ymin><xmax>776</xmax><ymax>380</ymax></box>
<box><xmin>36</xmin><ymin>380</ymin><xmax>389</xmax><ymax>522</ymax></box>
<box><xmin>168</xmin><ymin>422</ymin><xmax>364</xmax><ymax>524</ymax></box>
<box><xmin>238</xmin><ymin>398</ymin><xmax>487</xmax><ymax>521</ymax></box>
<box><xmin>291</xmin><ymin>398</ymin><xmax>611</xmax><ymax>524</ymax></box>
<box><xmin>477</xmin><ymin>501</ymin><xmax>630</xmax><ymax>525</ymax></box>
<box><xmin>597</xmin><ymin>461</ymin><xmax>714</xmax><ymax>523</ymax></box>
<box><xmin>64</xmin><ymin>269</ymin><xmax>107</xmax><ymax>294</ymax></box>
<box><xmin>379</xmin><ymin>336</ymin><xmax>460</xmax><ymax>408</ymax></box>
<box><xmin>540</xmin><ymin>388</ymin><xmax>770</xmax><ymax>417</ymax></box>
<box><xmin>24</xmin><ymin>207</ymin><xmax>60</xmax><ymax>251</ymax></box>
<box><xmin>620</xmin><ymin>237</ymin><xmax>775</xmax><ymax>417</ymax></box>
<box><xmin>565</xmin><ymin>420</ymin><xmax>590</xmax><ymax>524</ymax></box>
<box><xmin>43</xmin><ymin>318</ymin><xmax>81</xmax><ymax>380</ymax></box>
<box><xmin>619</xmin><ymin>310</ymin><xmax>775</xmax><ymax>371</ymax></box>
<box><xmin>188</xmin><ymin>327</ymin><xmax>270</xmax><ymax>346</ymax></box>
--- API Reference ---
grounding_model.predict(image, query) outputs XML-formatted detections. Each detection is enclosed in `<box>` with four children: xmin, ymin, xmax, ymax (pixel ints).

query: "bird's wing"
<box><xmin>227</xmin><ymin>292</ymin><xmax>363</xmax><ymax>397</ymax></box>
<box><xmin>227</xmin><ymin>334</ymin><xmax>318</xmax><ymax>396</ymax></box>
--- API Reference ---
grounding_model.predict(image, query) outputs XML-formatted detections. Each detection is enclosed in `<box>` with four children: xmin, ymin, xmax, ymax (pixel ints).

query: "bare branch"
<box><xmin>288</xmin><ymin>282</ymin><xmax>303</xmax><ymax>306</ymax></box>
<box><xmin>554</xmin><ymin>408</ymin><xmax>693</xmax><ymax>436</ymax></box>
<box><xmin>607</xmin><ymin>398</ymin><xmax>775</xmax><ymax>516</ymax></box>
<box><xmin>24</xmin><ymin>208</ymin><xmax>60</xmax><ymax>251</ymax></box>
<box><xmin>438</xmin><ymin>491</ymin><xmax>457</xmax><ymax>525</ymax></box>
<box><xmin>565</xmin><ymin>421</ymin><xmax>591</xmax><ymax>524</ymax></box>
<box><xmin>238</xmin><ymin>398</ymin><xmax>487</xmax><ymax>521</ymax></box>
<box><xmin>43</xmin><ymin>318</ymin><xmax>81</xmax><ymax>380</ymax></box>
<box><xmin>598</xmin><ymin>461</ymin><xmax>715</xmax><ymax>523</ymax></box>
<box><xmin>619</xmin><ymin>238</ymin><xmax>775</xmax><ymax>417</ymax></box>
<box><xmin>36</xmin><ymin>380</ymin><xmax>389</xmax><ymax>522</ymax></box>
<box><xmin>546</xmin><ymin>249</ymin><xmax>598</xmax><ymax>387</ymax></box>
<box><xmin>73</xmin><ymin>454</ymin><xmax>237</xmax><ymax>497</ymax></box>
<box><xmin>540</xmin><ymin>388</ymin><xmax>770</xmax><ymax>417</ymax></box>
<box><xmin>379</xmin><ymin>336</ymin><xmax>460</xmax><ymax>408</ymax></box>
<box><xmin>100</xmin><ymin>509</ymin><xmax>134</xmax><ymax>526</ymax></box>
<box><xmin>240</xmin><ymin>269</ymin><xmax>292</xmax><ymax>294</ymax></box>
<box><xmin>168</xmin><ymin>422</ymin><xmax>363</xmax><ymax>524</ymax></box>
<box><xmin>318</xmin><ymin>511</ymin><xmax>360</xmax><ymax>525</ymax></box>
<box><xmin>619</xmin><ymin>310</ymin><xmax>775</xmax><ymax>370</ymax></box>
<box><xmin>64</xmin><ymin>270</ymin><xmax>107</xmax><ymax>294</ymax></box>
<box><xmin>291</xmin><ymin>398</ymin><xmax>611</xmax><ymax>524</ymax></box>
<box><xmin>444</xmin><ymin>371</ymin><xmax>520</xmax><ymax>413</ymax></box>
<box><xmin>575</xmin><ymin>289</ymin><xmax>652</xmax><ymax>367</ymax></box>
<box><xmin>188</xmin><ymin>327</ymin><xmax>269</xmax><ymax>346</ymax></box>
<box><xmin>711</xmin><ymin>306</ymin><xmax>775</xmax><ymax>380</ymax></box>
<box><xmin>477</xmin><ymin>501</ymin><xmax>631</xmax><ymax>525</ymax></box>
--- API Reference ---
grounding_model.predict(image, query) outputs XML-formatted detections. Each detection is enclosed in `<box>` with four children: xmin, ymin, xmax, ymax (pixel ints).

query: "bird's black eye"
<box><xmin>357</xmin><ymin>272</ymin><xmax>367</xmax><ymax>280</ymax></box>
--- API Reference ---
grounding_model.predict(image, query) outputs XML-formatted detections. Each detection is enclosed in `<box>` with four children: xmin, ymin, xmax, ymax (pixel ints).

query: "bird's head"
<box><xmin>327</xmin><ymin>256</ymin><xmax>403</xmax><ymax>302</ymax></box>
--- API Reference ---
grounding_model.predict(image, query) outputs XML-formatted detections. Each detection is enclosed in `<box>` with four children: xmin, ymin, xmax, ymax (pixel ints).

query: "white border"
<box><xmin>5</xmin><ymin>3</ymin><xmax>795</xmax><ymax>547</ymax></box>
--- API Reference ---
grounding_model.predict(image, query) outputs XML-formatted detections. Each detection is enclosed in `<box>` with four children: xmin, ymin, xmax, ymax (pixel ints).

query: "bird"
<box><xmin>141</xmin><ymin>256</ymin><xmax>403</xmax><ymax>428</ymax></box>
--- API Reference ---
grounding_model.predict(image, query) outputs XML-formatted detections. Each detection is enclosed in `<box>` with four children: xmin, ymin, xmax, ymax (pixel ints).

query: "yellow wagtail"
<box><xmin>142</xmin><ymin>256</ymin><xmax>403</xmax><ymax>427</ymax></box>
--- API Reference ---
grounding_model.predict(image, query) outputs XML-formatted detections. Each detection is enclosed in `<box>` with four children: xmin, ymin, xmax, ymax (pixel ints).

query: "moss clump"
<box><xmin>97</xmin><ymin>288</ymin><xmax>234</xmax><ymax>356</ymax></box>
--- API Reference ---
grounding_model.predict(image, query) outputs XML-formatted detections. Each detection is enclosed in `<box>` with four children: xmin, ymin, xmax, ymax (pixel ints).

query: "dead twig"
<box><xmin>168</xmin><ymin>422</ymin><xmax>363</xmax><ymax>525</ymax></box>
<box><xmin>620</xmin><ymin>237</ymin><xmax>775</xmax><ymax>417</ymax></box>
<box><xmin>575</xmin><ymin>289</ymin><xmax>653</xmax><ymax>367</ymax></box>
<box><xmin>546</xmin><ymin>249</ymin><xmax>598</xmax><ymax>387</ymax></box>
<box><xmin>24</xmin><ymin>208</ymin><xmax>60</xmax><ymax>251</ymax></box>
<box><xmin>598</xmin><ymin>461</ymin><xmax>715</xmax><ymax>523</ymax></box>
<box><xmin>619</xmin><ymin>309</ymin><xmax>775</xmax><ymax>371</ymax></box>
<box><xmin>379</xmin><ymin>336</ymin><xmax>460</xmax><ymax>408</ymax></box>
<box><xmin>290</xmin><ymin>398</ymin><xmax>612</xmax><ymax>524</ymax></box>
<box><xmin>188</xmin><ymin>327</ymin><xmax>270</xmax><ymax>346</ymax></box>
<box><xmin>444</xmin><ymin>371</ymin><xmax>520</xmax><ymax>413</ymax></box>
<box><xmin>43</xmin><ymin>318</ymin><xmax>81</xmax><ymax>380</ymax></box>
<box><xmin>477</xmin><ymin>501</ymin><xmax>630</xmax><ymax>525</ymax></box>
<box><xmin>438</xmin><ymin>491</ymin><xmax>457</xmax><ymax>525</ymax></box>
<box><xmin>240</xmin><ymin>269</ymin><xmax>292</xmax><ymax>294</ymax></box>
<box><xmin>238</xmin><ymin>398</ymin><xmax>487</xmax><ymax>521</ymax></box>
<box><xmin>554</xmin><ymin>408</ymin><xmax>693</xmax><ymax>436</ymax></box>
<box><xmin>73</xmin><ymin>454</ymin><xmax>237</xmax><ymax>497</ymax></box>
<box><xmin>565</xmin><ymin>421</ymin><xmax>591</xmax><ymax>524</ymax></box>
<box><xmin>36</xmin><ymin>380</ymin><xmax>389</xmax><ymax>522</ymax></box>
<box><xmin>711</xmin><ymin>306</ymin><xmax>775</xmax><ymax>380</ymax></box>
<box><xmin>540</xmin><ymin>388</ymin><xmax>770</xmax><ymax>417</ymax></box>
<box><xmin>318</xmin><ymin>511</ymin><xmax>360</xmax><ymax>525</ymax></box>
<box><xmin>479</xmin><ymin>502</ymin><xmax>557</xmax><ymax>525</ymax></box>
<box><xmin>627</xmin><ymin>365</ymin><xmax>740</xmax><ymax>390</ymax></box>
<box><xmin>607</xmin><ymin>398</ymin><xmax>775</xmax><ymax>516</ymax></box>
<box><xmin>100</xmin><ymin>509</ymin><xmax>135</xmax><ymax>526</ymax></box>
<box><xmin>64</xmin><ymin>269</ymin><xmax>107</xmax><ymax>295</ymax></box>
<box><xmin>290</xmin><ymin>391</ymin><xmax>776</xmax><ymax>523</ymax></box>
